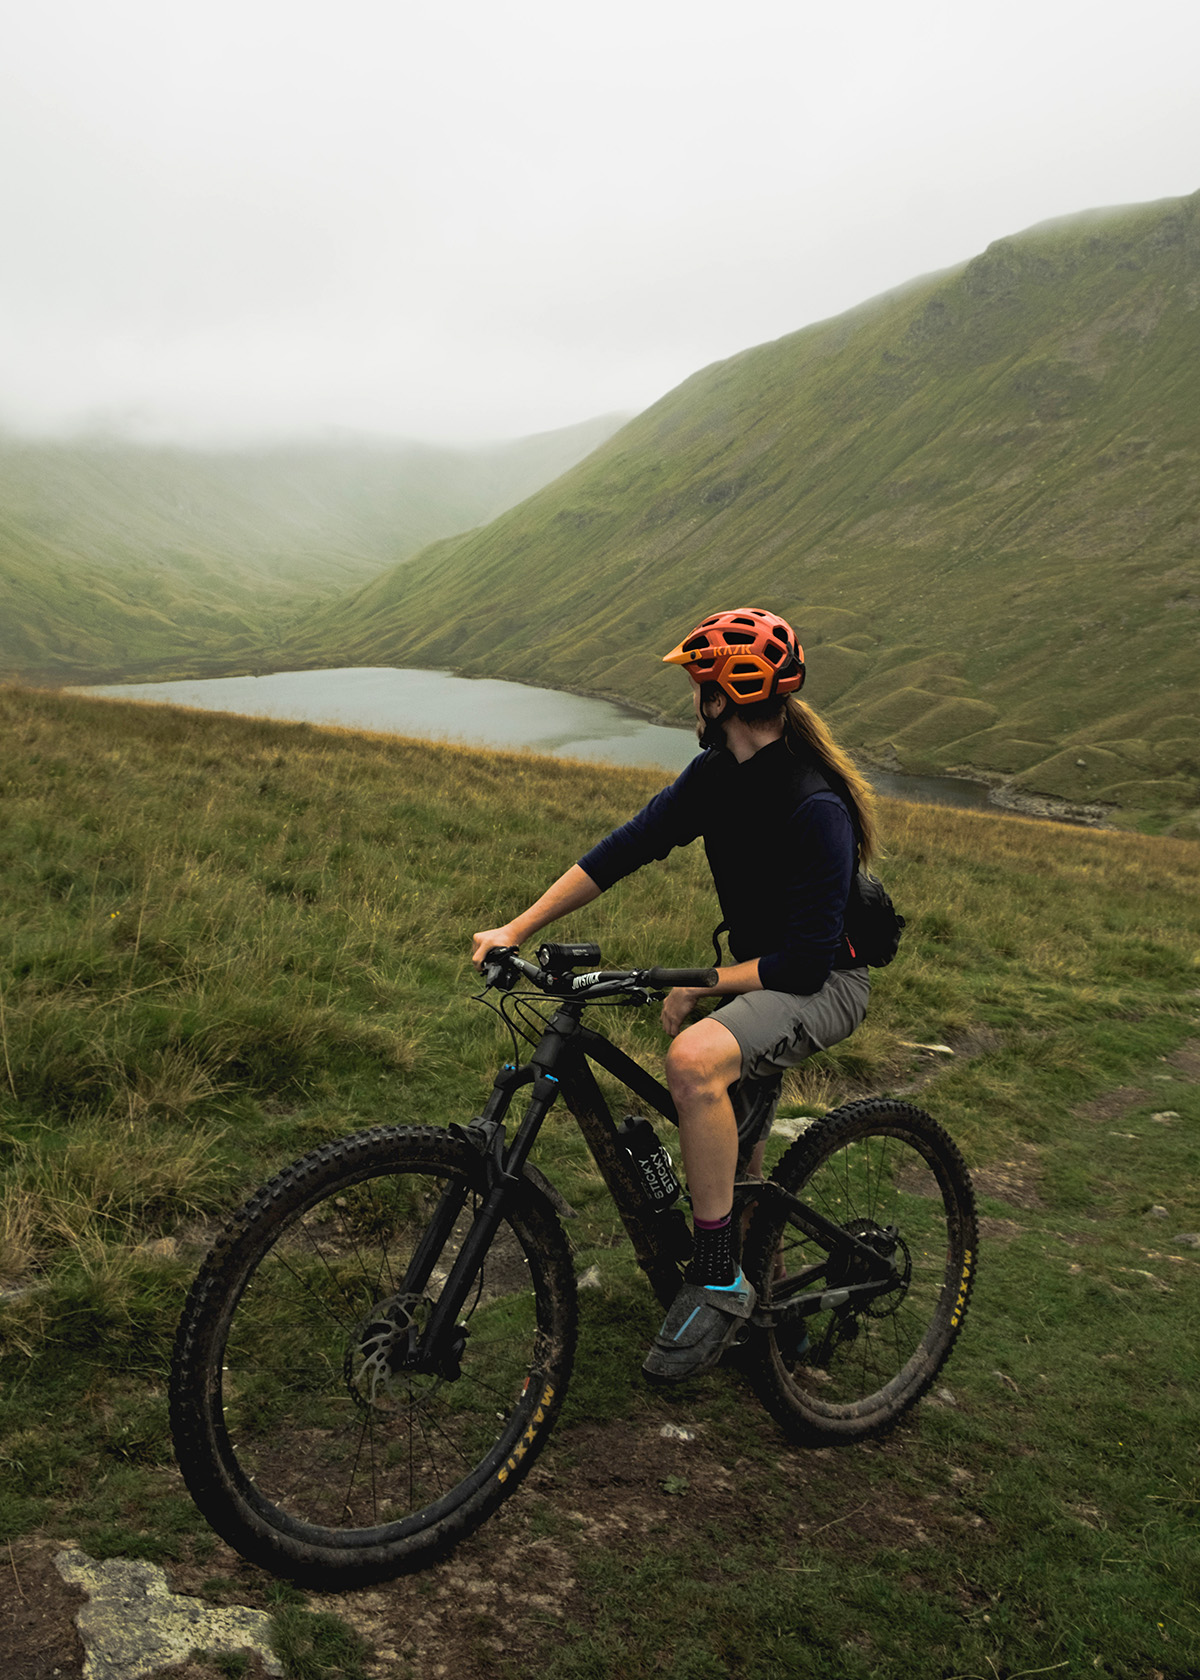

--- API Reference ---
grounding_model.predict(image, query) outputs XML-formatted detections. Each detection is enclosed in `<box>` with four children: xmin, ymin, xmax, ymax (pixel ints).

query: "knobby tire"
<box><xmin>169</xmin><ymin>1126</ymin><xmax>577</xmax><ymax>1586</ymax></box>
<box><xmin>742</xmin><ymin>1098</ymin><xmax>977</xmax><ymax>1445</ymax></box>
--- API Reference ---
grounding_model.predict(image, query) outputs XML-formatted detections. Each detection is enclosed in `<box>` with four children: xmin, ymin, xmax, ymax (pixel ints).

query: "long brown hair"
<box><xmin>781</xmin><ymin>697</ymin><xmax>878</xmax><ymax>867</ymax></box>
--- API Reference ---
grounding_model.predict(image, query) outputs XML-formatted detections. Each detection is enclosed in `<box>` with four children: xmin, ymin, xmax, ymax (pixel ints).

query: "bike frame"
<box><xmin>405</xmin><ymin>994</ymin><xmax>902</xmax><ymax>1373</ymax></box>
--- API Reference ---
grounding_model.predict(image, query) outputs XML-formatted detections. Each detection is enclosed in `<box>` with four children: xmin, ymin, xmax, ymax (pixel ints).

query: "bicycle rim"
<box><xmin>170</xmin><ymin>1127</ymin><xmax>577</xmax><ymax>1584</ymax></box>
<box><xmin>744</xmin><ymin>1099</ymin><xmax>976</xmax><ymax>1444</ymax></box>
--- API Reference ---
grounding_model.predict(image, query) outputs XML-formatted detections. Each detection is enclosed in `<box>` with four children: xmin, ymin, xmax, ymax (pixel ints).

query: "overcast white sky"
<box><xmin>2</xmin><ymin>0</ymin><xmax>1196</xmax><ymax>445</ymax></box>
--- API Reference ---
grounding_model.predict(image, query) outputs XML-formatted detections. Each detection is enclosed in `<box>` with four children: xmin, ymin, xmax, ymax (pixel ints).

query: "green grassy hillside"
<box><xmin>1</xmin><ymin>684</ymin><xmax>1198</xmax><ymax>1675</ymax></box>
<box><xmin>280</xmin><ymin>192</ymin><xmax>1200</xmax><ymax>833</ymax></box>
<box><xmin>0</xmin><ymin>415</ymin><xmax>625</xmax><ymax>683</ymax></box>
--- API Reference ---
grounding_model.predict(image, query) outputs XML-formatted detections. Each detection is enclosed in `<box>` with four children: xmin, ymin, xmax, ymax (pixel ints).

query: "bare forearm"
<box><xmin>705</xmin><ymin>959</ymin><xmax>762</xmax><ymax>998</ymax></box>
<box><xmin>471</xmin><ymin>865</ymin><xmax>601</xmax><ymax>968</ymax></box>
<box><xmin>505</xmin><ymin>865</ymin><xmax>602</xmax><ymax>944</ymax></box>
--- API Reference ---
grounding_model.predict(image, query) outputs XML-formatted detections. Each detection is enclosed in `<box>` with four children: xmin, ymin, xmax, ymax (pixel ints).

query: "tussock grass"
<box><xmin>1</xmin><ymin>684</ymin><xmax>1199</xmax><ymax>1677</ymax></box>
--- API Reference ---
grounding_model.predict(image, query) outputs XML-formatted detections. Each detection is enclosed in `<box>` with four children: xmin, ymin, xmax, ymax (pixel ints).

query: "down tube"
<box><xmin>560</xmin><ymin>1042</ymin><xmax>681</xmax><ymax>1301</ymax></box>
<box><xmin>576</xmin><ymin>1027</ymin><xmax>678</xmax><ymax>1130</ymax></box>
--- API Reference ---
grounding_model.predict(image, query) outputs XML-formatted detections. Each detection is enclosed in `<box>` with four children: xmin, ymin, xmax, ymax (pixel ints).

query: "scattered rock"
<box><xmin>933</xmin><ymin>1387</ymin><xmax>958</xmax><ymax>1406</ymax></box>
<box><xmin>773</xmin><ymin>1115</ymin><xmax>818</xmax><ymax>1140</ymax></box>
<box><xmin>993</xmin><ymin>1371</ymin><xmax>1020</xmax><ymax>1394</ymax></box>
<box><xmin>136</xmin><ymin>1236</ymin><xmax>178</xmax><ymax>1260</ymax></box>
<box><xmin>659</xmin><ymin>1424</ymin><xmax>697</xmax><ymax>1442</ymax></box>
<box><xmin>1173</xmin><ymin>1233</ymin><xmax>1200</xmax><ymax>1248</ymax></box>
<box><xmin>1150</xmin><ymin>1111</ymin><xmax>1180</xmax><ymax>1124</ymax></box>
<box><xmin>54</xmin><ymin>1551</ymin><xmax>283</xmax><ymax>1680</ymax></box>
<box><xmin>1148</xmin><ymin>1206</ymin><xmax>1170</xmax><ymax>1220</ymax></box>
<box><xmin>576</xmin><ymin>1265</ymin><xmax>602</xmax><ymax>1289</ymax></box>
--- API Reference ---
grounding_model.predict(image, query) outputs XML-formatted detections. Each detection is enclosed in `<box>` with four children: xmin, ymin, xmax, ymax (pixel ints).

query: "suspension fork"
<box><xmin>407</xmin><ymin>1008</ymin><xmax>582</xmax><ymax>1373</ymax></box>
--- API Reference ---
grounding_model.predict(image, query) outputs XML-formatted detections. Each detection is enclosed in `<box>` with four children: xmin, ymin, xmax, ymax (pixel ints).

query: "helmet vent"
<box><xmin>662</xmin><ymin>608</ymin><xmax>805</xmax><ymax>703</ymax></box>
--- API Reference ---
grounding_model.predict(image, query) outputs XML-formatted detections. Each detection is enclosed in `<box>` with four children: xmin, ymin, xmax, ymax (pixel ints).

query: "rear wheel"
<box><xmin>170</xmin><ymin>1127</ymin><xmax>577</xmax><ymax>1585</ymax></box>
<box><xmin>743</xmin><ymin>1099</ymin><xmax>976</xmax><ymax>1444</ymax></box>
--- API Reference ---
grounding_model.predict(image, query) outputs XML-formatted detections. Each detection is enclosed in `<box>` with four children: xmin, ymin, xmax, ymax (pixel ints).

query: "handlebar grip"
<box><xmin>644</xmin><ymin>967</ymin><xmax>719</xmax><ymax>988</ymax></box>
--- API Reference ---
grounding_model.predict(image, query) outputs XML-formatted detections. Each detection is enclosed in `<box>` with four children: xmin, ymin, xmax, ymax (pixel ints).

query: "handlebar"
<box><xmin>480</xmin><ymin>947</ymin><xmax>718</xmax><ymax>999</ymax></box>
<box><xmin>642</xmin><ymin>967</ymin><xmax>721</xmax><ymax>988</ymax></box>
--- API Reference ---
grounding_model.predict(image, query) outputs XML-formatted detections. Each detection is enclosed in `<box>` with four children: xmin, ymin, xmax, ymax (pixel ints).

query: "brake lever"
<box><xmin>481</xmin><ymin>946</ymin><xmax>520</xmax><ymax>991</ymax></box>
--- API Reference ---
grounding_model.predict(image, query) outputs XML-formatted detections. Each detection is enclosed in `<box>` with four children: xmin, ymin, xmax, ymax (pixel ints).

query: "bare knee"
<box><xmin>665</xmin><ymin>1024</ymin><xmax>741</xmax><ymax>1106</ymax></box>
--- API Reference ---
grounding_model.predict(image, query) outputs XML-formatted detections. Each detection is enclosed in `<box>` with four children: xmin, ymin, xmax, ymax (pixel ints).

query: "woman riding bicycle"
<box><xmin>472</xmin><ymin>607</ymin><xmax>878</xmax><ymax>1381</ymax></box>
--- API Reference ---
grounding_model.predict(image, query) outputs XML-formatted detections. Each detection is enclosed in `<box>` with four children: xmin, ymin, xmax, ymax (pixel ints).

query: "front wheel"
<box><xmin>169</xmin><ymin>1127</ymin><xmax>577</xmax><ymax>1586</ymax></box>
<box><xmin>743</xmin><ymin>1099</ymin><xmax>977</xmax><ymax>1445</ymax></box>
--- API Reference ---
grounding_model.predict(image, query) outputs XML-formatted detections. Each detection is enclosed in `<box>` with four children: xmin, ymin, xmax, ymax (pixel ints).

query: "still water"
<box><xmin>70</xmin><ymin>666</ymin><xmax>997</xmax><ymax>811</ymax></box>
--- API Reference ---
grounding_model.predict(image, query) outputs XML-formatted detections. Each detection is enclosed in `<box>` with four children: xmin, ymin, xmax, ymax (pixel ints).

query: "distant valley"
<box><xmin>0</xmin><ymin>414</ymin><xmax>625</xmax><ymax>683</ymax></box>
<box><xmin>277</xmin><ymin>190</ymin><xmax>1200</xmax><ymax>834</ymax></box>
<box><xmin>3</xmin><ymin>190</ymin><xmax>1198</xmax><ymax>833</ymax></box>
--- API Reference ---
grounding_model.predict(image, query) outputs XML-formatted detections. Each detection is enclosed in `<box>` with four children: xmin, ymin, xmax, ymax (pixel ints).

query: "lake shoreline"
<box><xmin>54</xmin><ymin>662</ymin><xmax>1117</xmax><ymax>827</ymax></box>
<box><xmin>459</xmin><ymin>670</ymin><xmax>1119</xmax><ymax>829</ymax></box>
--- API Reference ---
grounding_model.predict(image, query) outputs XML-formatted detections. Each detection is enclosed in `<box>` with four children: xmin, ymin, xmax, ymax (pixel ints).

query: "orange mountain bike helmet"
<box><xmin>662</xmin><ymin>608</ymin><xmax>805</xmax><ymax>703</ymax></box>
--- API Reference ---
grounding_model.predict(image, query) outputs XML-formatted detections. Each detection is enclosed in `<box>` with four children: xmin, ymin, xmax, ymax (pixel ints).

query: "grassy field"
<box><xmin>1</xmin><ymin>682</ymin><xmax>1198</xmax><ymax>1679</ymax></box>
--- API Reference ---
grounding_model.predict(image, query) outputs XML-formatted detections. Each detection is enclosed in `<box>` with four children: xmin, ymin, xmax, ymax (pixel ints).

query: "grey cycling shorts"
<box><xmin>712</xmin><ymin>968</ymin><xmax>871</xmax><ymax>1153</ymax></box>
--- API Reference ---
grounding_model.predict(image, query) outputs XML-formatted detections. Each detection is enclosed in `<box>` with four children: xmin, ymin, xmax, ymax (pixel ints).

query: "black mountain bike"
<box><xmin>169</xmin><ymin>943</ymin><xmax>977</xmax><ymax>1587</ymax></box>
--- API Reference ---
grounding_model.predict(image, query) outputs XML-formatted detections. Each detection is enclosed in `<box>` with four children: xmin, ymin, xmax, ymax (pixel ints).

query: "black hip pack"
<box><xmin>843</xmin><ymin>870</ymin><xmax>906</xmax><ymax>968</ymax></box>
<box><xmin>794</xmin><ymin>766</ymin><xmax>906</xmax><ymax>969</ymax></box>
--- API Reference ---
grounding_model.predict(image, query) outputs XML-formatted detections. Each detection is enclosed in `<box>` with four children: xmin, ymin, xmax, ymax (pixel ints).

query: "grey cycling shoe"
<box><xmin>643</xmin><ymin>1270</ymin><xmax>757</xmax><ymax>1382</ymax></box>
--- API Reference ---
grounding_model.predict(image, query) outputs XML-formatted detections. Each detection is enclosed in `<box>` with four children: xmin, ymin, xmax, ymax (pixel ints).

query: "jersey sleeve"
<box><xmin>578</xmin><ymin>754</ymin><xmax>709</xmax><ymax>890</ymax></box>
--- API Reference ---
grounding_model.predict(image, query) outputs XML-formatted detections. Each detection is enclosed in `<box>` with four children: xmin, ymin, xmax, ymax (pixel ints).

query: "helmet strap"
<box><xmin>698</xmin><ymin>684</ymin><xmax>730</xmax><ymax>752</ymax></box>
<box><xmin>699</xmin><ymin>716</ymin><xmax>728</xmax><ymax>751</ymax></box>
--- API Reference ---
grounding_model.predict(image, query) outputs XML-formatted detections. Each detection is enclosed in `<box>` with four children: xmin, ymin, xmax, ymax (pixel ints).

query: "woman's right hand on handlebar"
<box><xmin>471</xmin><ymin>925</ymin><xmax>522</xmax><ymax>971</ymax></box>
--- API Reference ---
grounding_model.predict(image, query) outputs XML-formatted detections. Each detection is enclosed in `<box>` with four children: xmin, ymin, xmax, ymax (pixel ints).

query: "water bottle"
<box><xmin>617</xmin><ymin>1116</ymin><xmax>681</xmax><ymax>1210</ymax></box>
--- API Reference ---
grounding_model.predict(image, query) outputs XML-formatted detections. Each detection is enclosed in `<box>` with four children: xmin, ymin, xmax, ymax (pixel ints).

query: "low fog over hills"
<box><xmin>277</xmin><ymin>192</ymin><xmax>1200</xmax><ymax>831</ymax></box>
<box><xmin>0</xmin><ymin>414</ymin><xmax>625</xmax><ymax>682</ymax></box>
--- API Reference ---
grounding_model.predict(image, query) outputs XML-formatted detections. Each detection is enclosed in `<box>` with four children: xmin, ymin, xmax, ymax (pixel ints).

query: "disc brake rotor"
<box><xmin>345</xmin><ymin>1292</ymin><xmax>432</xmax><ymax>1413</ymax></box>
<box><xmin>827</xmin><ymin>1220</ymin><xmax>912</xmax><ymax>1319</ymax></box>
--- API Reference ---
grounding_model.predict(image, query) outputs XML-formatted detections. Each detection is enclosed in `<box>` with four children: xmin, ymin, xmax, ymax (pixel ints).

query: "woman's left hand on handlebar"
<box><xmin>661</xmin><ymin>985</ymin><xmax>706</xmax><ymax>1037</ymax></box>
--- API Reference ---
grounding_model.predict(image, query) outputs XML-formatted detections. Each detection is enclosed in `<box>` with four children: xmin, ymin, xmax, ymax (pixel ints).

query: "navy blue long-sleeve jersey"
<box><xmin>578</xmin><ymin>738</ymin><xmax>861</xmax><ymax>996</ymax></box>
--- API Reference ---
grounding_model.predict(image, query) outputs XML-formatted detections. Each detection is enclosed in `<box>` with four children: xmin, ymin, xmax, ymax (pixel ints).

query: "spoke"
<box><xmin>413</xmin><ymin>1403</ymin><xmax>447</xmax><ymax>1495</ymax></box>
<box><xmin>453</xmin><ymin>1364</ymin><xmax>529</xmax><ymax>1409</ymax></box>
<box><xmin>868</xmin><ymin>1136</ymin><xmax>890</xmax><ymax>1223</ymax></box>
<box><xmin>422</xmin><ymin>1407</ymin><xmax>477</xmax><ymax>1470</ymax></box>
<box><xmin>266</xmin><ymin>1242</ymin><xmax>361</xmax><ymax>1335</ymax></box>
<box><xmin>341</xmin><ymin>1414</ymin><xmax>376</xmax><ymax>1525</ymax></box>
<box><xmin>406</xmin><ymin>1399</ymin><xmax>415</xmax><ymax>1510</ymax></box>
